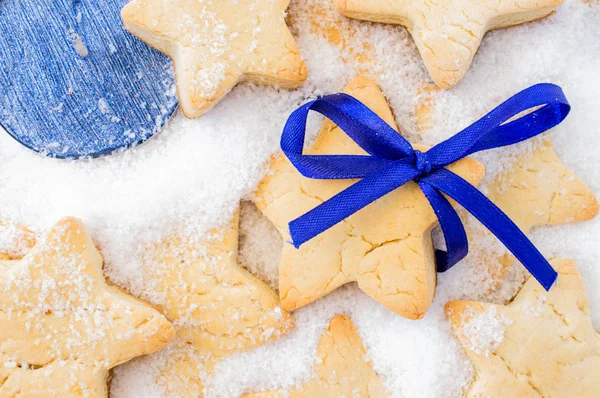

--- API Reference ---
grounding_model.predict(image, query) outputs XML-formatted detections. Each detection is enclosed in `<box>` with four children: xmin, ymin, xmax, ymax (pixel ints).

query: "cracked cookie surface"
<box><xmin>446</xmin><ymin>258</ymin><xmax>600</xmax><ymax>397</ymax></box>
<box><xmin>254</xmin><ymin>76</ymin><xmax>485</xmax><ymax>319</ymax></box>
<box><xmin>121</xmin><ymin>0</ymin><xmax>307</xmax><ymax>118</ymax></box>
<box><xmin>147</xmin><ymin>210</ymin><xmax>293</xmax><ymax>397</ymax></box>
<box><xmin>245</xmin><ymin>315</ymin><xmax>389</xmax><ymax>397</ymax></box>
<box><xmin>335</xmin><ymin>0</ymin><xmax>564</xmax><ymax>88</ymax></box>
<box><xmin>0</xmin><ymin>217</ymin><xmax>175</xmax><ymax>397</ymax></box>
<box><xmin>464</xmin><ymin>140</ymin><xmax>598</xmax><ymax>287</ymax></box>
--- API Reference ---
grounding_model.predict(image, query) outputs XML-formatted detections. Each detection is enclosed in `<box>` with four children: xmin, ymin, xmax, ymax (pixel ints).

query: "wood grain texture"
<box><xmin>0</xmin><ymin>0</ymin><xmax>178</xmax><ymax>158</ymax></box>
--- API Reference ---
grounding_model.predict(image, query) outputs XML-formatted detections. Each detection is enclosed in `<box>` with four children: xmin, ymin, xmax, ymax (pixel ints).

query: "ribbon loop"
<box><xmin>281</xmin><ymin>84</ymin><xmax>572</xmax><ymax>291</ymax></box>
<box><xmin>425</xmin><ymin>83</ymin><xmax>570</xmax><ymax>167</ymax></box>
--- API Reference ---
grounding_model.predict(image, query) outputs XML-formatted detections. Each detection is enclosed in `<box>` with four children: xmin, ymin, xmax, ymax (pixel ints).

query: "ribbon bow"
<box><xmin>281</xmin><ymin>83</ymin><xmax>571</xmax><ymax>291</ymax></box>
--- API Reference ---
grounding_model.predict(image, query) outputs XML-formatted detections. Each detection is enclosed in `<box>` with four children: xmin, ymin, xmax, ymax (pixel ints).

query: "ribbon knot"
<box><xmin>413</xmin><ymin>150</ymin><xmax>432</xmax><ymax>176</ymax></box>
<box><xmin>280</xmin><ymin>83</ymin><xmax>571</xmax><ymax>291</ymax></box>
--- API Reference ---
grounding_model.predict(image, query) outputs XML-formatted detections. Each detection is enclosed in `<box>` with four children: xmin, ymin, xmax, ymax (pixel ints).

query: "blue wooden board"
<box><xmin>0</xmin><ymin>0</ymin><xmax>178</xmax><ymax>158</ymax></box>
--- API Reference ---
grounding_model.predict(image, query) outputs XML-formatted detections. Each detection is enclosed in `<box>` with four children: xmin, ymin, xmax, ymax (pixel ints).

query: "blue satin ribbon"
<box><xmin>281</xmin><ymin>83</ymin><xmax>571</xmax><ymax>291</ymax></box>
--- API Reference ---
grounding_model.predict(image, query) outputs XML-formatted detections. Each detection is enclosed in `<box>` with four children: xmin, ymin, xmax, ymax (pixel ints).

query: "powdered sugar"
<box><xmin>1</xmin><ymin>0</ymin><xmax>600</xmax><ymax>397</ymax></box>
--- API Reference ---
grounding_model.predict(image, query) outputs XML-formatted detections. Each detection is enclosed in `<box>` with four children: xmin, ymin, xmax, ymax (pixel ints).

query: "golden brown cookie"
<box><xmin>464</xmin><ymin>140</ymin><xmax>598</xmax><ymax>287</ymax></box>
<box><xmin>446</xmin><ymin>258</ymin><xmax>600</xmax><ymax>397</ymax></box>
<box><xmin>0</xmin><ymin>217</ymin><xmax>175</xmax><ymax>397</ymax></box>
<box><xmin>122</xmin><ymin>0</ymin><xmax>308</xmax><ymax>118</ymax></box>
<box><xmin>245</xmin><ymin>315</ymin><xmax>389</xmax><ymax>397</ymax></box>
<box><xmin>335</xmin><ymin>0</ymin><xmax>564</xmax><ymax>88</ymax></box>
<box><xmin>412</xmin><ymin>92</ymin><xmax>598</xmax><ymax>288</ymax></box>
<box><xmin>147</xmin><ymin>210</ymin><xmax>294</xmax><ymax>396</ymax></box>
<box><xmin>254</xmin><ymin>76</ymin><xmax>485</xmax><ymax>319</ymax></box>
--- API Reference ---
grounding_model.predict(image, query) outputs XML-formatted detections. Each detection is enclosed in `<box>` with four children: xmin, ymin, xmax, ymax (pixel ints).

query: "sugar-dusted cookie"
<box><xmin>0</xmin><ymin>217</ymin><xmax>175</xmax><ymax>397</ymax></box>
<box><xmin>446</xmin><ymin>259</ymin><xmax>600</xmax><ymax>397</ymax></box>
<box><xmin>121</xmin><ymin>0</ymin><xmax>308</xmax><ymax>118</ymax></box>
<box><xmin>413</xmin><ymin>94</ymin><xmax>598</xmax><ymax>288</ymax></box>
<box><xmin>147</xmin><ymin>209</ymin><xmax>294</xmax><ymax>396</ymax></box>
<box><xmin>246</xmin><ymin>315</ymin><xmax>389</xmax><ymax>397</ymax></box>
<box><xmin>254</xmin><ymin>76</ymin><xmax>485</xmax><ymax>319</ymax></box>
<box><xmin>464</xmin><ymin>140</ymin><xmax>598</xmax><ymax>287</ymax></box>
<box><xmin>486</xmin><ymin>140</ymin><xmax>598</xmax><ymax>231</ymax></box>
<box><xmin>335</xmin><ymin>0</ymin><xmax>564</xmax><ymax>88</ymax></box>
<box><xmin>0</xmin><ymin>219</ymin><xmax>36</xmax><ymax>260</ymax></box>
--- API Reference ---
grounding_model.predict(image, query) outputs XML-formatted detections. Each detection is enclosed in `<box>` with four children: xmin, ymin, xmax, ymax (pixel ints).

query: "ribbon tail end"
<box><xmin>287</xmin><ymin>239</ymin><xmax>302</xmax><ymax>249</ymax></box>
<box><xmin>541</xmin><ymin>271</ymin><xmax>559</xmax><ymax>291</ymax></box>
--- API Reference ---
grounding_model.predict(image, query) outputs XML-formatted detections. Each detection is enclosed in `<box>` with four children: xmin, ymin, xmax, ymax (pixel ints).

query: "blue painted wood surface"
<box><xmin>0</xmin><ymin>0</ymin><xmax>178</xmax><ymax>158</ymax></box>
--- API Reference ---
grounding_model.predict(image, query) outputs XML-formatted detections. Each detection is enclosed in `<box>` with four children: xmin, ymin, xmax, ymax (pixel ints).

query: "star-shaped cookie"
<box><xmin>254</xmin><ymin>76</ymin><xmax>485</xmax><ymax>319</ymax></box>
<box><xmin>147</xmin><ymin>209</ymin><xmax>294</xmax><ymax>396</ymax></box>
<box><xmin>335</xmin><ymin>0</ymin><xmax>564</xmax><ymax>88</ymax></box>
<box><xmin>413</xmin><ymin>93</ymin><xmax>599</xmax><ymax>289</ymax></box>
<box><xmin>446</xmin><ymin>258</ymin><xmax>600</xmax><ymax>397</ymax></box>
<box><xmin>246</xmin><ymin>315</ymin><xmax>389</xmax><ymax>397</ymax></box>
<box><xmin>464</xmin><ymin>140</ymin><xmax>598</xmax><ymax>287</ymax></box>
<box><xmin>122</xmin><ymin>0</ymin><xmax>308</xmax><ymax>118</ymax></box>
<box><xmin>0</xmin><ymin>217</ymin><xmax>175</xmax><ymax>397</ymax></box>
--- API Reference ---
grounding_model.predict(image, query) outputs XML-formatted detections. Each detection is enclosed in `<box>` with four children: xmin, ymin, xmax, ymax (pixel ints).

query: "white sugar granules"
<box><xmin>2</xmin><ymin>0</ymin><xmax>600</xmax><ymax>397</ymax></box>
<box><xmin>458</xmin><ymin>306</ymin><xmax>512</xmax><ymax>357</ymax></box>
<box><xmin>0</xmin><ymin>221</ymin><xmax>36</xmax><ymax>259</ymax></box>
<box><xmin>191</xmin><ymin>62</ymin><xmax>227</xmax><ymax>98</ymax></box>
<box><xmin>521</xmin><ymin>295</ymin><xmax>548</xmax><ymax>318</ymax></box>
<box><xmin>238</xmin><ymin>201</ymin><xmax>282</xmax><ymax>290</ymax></box>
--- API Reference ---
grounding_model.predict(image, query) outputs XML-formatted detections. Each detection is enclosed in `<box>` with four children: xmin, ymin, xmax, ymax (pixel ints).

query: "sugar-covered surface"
<box><xmin>455</xmin><ymin>306</ymin><xmax>512</xmax><ymax>358</ymax></box>
<box><xmin>0</xmin><ymin>0</ymin><xmax>599</xmax><ymax>397</ymax></box>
